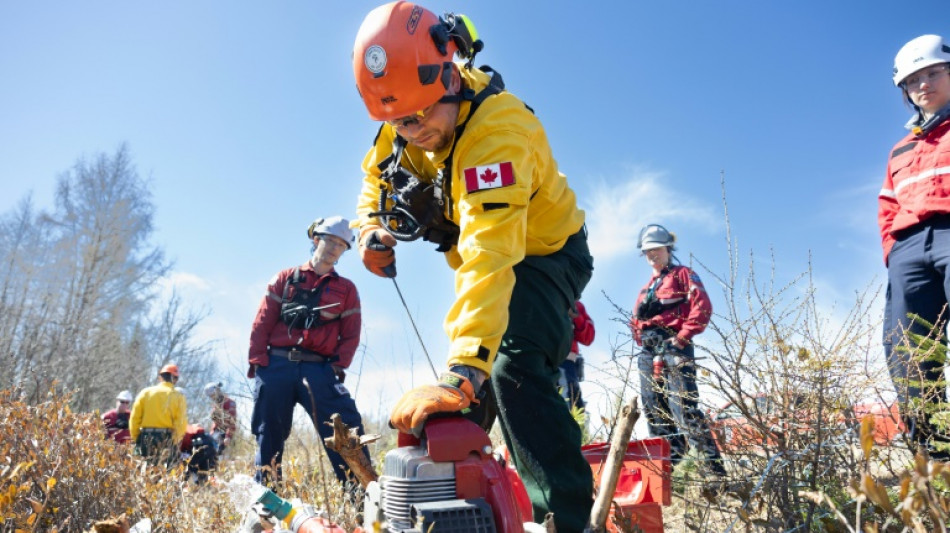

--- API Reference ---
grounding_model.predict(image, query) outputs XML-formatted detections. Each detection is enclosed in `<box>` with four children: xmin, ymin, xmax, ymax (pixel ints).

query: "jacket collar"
<box><xmin>906</xmin><ymin>101</ymin><xmax>950</xmax><ymax>137</ymax></box>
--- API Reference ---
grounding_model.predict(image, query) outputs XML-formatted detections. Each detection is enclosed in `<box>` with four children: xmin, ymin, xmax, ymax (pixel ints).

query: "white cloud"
<box><xmin>159</xmin><ymin>271</ymin><xmax>212</xmax><ymax>293</ymax></box>
<box><xmin>583</xmin><ymin>171</ymin><xmax>720</xmax><ymax>265</ymax></box>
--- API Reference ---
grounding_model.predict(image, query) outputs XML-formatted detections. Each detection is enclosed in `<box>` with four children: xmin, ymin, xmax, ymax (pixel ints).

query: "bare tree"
<box><xmin>0</xmin><ymin>145</ymin><xmax>221</xmax><ymax>413</ymax></box>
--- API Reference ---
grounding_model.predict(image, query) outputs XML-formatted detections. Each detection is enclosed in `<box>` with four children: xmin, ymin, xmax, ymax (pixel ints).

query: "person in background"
<box><xmin>102</xmin><ymin>389</ymin><xmax>133</xmax><ymax>444</ymax></box>
<box><xmin>559</xmin><ymin>301</ymin><xmax>594</xmax><ymax>412</ymax></box>
<box><xmin>247</xmin><ymin>216</ymin><xmax>370</xmax><ymax>487</ymax></box>
<box><xmin>129</xmin><ymin>363</ymin><xmax>188</xmax><ymax>467</ymax></box>
<box><xmin>180</xmin><ymin>423</ymin><xmax>218</xmax><ymax>484</ymax></box>
<box><xmin>629</xmin><ymin>224</ymin><xmax>729</xmax><ymax>496</ymax></box>
<box><xmin>203</xmin><ymin>381</ymin><xmax>238</xmax><ymax>454</ymax></box>
<box><xmin>352</xmin><ymin>3</ymin><xmax>594</xmax><ymax>530</ymax></box>
<box><xmin>879</xmin><ymin>34</ymin><xmax>950</xmax><ymax>461</ymax></box>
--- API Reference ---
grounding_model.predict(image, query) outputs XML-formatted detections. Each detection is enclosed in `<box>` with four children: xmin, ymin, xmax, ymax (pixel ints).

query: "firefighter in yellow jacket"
<box><xmin>130</xmin><ymin>363</ymin><xmax>188</xmax><ymax>467</ymax></box>
<box><xmin>352</xmin><ymin>3</ymin><xmax>593</xmax><ymax>531</ymax></box>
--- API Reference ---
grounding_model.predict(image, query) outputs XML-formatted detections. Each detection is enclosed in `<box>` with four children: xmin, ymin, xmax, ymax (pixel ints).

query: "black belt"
<box><xmin>269</xmin><ymin>346</ymin><xmax>336</xmax><ymax>363</ymax></box>
<box><xmin>140</xmin><ymin>428</ymin><xmax>172</xmax><ymax>435</ymax></box>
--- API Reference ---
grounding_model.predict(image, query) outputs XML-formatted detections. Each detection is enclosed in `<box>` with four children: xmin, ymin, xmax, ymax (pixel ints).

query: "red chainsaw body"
<box><xmin>378</xmin><ymin>418</ymin><xmax>670</xmax><ymax>533</ymax></box>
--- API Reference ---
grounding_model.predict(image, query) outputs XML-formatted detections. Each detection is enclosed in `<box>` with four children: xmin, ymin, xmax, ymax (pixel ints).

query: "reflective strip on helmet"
<box><xmin>879</xmin><ymin>188</ymin><xmax>896</xmax><ymax>199</ymax></box>
<box><xmin>893</xmin><ymin>166</ymin><xmax>950</xmax><ymax>196</ymax></box>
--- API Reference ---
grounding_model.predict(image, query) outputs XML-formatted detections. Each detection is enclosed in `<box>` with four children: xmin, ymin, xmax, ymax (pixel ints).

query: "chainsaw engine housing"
<box><xmin>363</xmin><ymin>418</ymin><xmax>529</xmax><ymax>533</ymax></box>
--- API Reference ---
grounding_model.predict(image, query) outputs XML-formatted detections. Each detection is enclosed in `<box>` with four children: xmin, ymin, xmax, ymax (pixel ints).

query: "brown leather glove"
<box><xmin>359</xmin><ymin>225</ymin><xmax>397</xmax><ymax>278</ymax></box>
<box><xmin>390</xmin><ymin>371</ymin><xmax>478</xmax><ymax>434</ymax></box>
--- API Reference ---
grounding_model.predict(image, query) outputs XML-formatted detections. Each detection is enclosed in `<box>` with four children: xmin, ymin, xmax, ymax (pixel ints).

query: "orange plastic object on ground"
<box><xmin>582</xmin><ymin>437</ymin><xmax>672</xmax><ymax>533</ymax></box>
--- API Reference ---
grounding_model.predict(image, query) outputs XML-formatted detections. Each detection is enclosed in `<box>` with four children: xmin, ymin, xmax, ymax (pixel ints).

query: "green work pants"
<box><xmin>490</xmin><ymin>228</ymin><xmax>594</xmax><ymax>533</ymax></box>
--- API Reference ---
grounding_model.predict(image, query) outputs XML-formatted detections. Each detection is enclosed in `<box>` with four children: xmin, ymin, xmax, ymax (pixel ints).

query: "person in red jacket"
<box><xmin>629</xmin><ymin>224</ymin><xmax>727</xmax><ymax>489</ymax></box>
<box><xmin>203</xmin><ymin>381</ymin><xmax>237</xmax><ymax>454</ymax></box>
<box><xmin>102</xmin><ymin>390</ymin><xmax>133</xmax><ymax>444</ymax></box>
<box><xmin>248</xmin><ymin>216</ymin><xmax>371</xmax><ymax>486</ymax></box>
<box><xmin>180</xmin><ymin>423</ymin><xmax>217</xmax><ymax>484</ymax></box>
<box><xmin>879</xmin><ymin>34</ymin><xmax>950</xmax><ymax>461</ymax></box>
<box><xmin>559</xmin><ymin>301</ymin><xmax>594</xmax><ymax>411</ymax></box>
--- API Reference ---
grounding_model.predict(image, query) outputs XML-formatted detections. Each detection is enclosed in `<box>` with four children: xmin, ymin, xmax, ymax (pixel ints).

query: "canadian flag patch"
<box><xmin>463</xmin><ymin>162</ymin><xmax>515</xmax><ymax>193</ymax></box>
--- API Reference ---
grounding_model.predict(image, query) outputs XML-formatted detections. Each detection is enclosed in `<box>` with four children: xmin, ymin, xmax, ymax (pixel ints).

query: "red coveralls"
<box><xmin>878</xmin><ymin>114</ymin><xmax>950</xmax><ymax>458</ymax></box>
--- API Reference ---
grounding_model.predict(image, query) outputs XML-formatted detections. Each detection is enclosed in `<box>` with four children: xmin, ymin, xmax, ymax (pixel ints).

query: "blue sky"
<box><xmin>1</xmin><ymin>2</ymin><xmax>943</xmax><ymax>434</ymax></box>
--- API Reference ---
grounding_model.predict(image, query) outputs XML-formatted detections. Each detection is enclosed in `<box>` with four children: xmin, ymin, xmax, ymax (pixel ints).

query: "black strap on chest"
<box><xmin>279</xmin><ymin>268</ymin><xmax>340</xmax><ymax>330</ymax></box>
<box><xmin>636</xmin><ymin>268</ymin><xmax>679</xmax><ymax>320</ymax></box>
<box><xmin>441</xmin><ymin>66</ymin><xmax>506</xmax><ymax>222</ymax></box>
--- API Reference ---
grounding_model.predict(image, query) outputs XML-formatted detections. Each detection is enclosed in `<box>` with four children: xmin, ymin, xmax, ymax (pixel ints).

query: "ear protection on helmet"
<box><xmin>307</xmin><ymin>218</ymin><xmax>324</xmax><ymax>240</ymax></box>
<box><xmin>430</xmin><ymin>12</ymin><xmax>483</xmax><ymax>68</ymax></box>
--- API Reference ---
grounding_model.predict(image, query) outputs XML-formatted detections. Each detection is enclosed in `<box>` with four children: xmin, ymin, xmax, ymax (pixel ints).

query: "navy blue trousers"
<box><xmin>884</xmin><ymin>218</ymin><xmax>950</xmax><ymax>456</ymax></box>
<box><xmin>251</xmin><ymin>355</ymin><xmax>369</xmax><ymax>484</ymax></box>
<box><xmin>558</xmin><ymin>359</ymin><xmax>585</xmax><ymax>410</ymax></box>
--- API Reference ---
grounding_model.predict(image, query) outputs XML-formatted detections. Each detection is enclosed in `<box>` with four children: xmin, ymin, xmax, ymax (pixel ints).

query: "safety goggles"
<box><xmin>903</xmin><ymin>64</ymin><xmax>950</xmax><ymax>90</ymax></box>
<box><xmin>386</xmin><ymin>101</ymin><xmax>439</xmax><ymax>130</ymax></box>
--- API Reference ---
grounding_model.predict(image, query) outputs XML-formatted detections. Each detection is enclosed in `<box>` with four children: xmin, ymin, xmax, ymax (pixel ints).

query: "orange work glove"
<box><xmin>390</xmin><ymin>371</ymin><xmax>478</xmax><ymax>434</ymax></box>
<box><xmin>359</xmin><ymin>225</ymin><xmax>397</xmax><ymax>278</ymax></box>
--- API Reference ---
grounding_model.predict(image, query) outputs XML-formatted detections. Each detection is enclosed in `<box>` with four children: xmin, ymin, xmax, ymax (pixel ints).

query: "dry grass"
<box><xmin>0</xmin><ymin>387</ymin><xmax>363</xmax><ymax>532</ymax></box>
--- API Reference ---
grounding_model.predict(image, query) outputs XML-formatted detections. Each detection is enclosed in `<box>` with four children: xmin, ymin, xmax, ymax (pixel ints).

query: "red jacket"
<box><xmin>210</xmin><ymin>397</ymin><xmax>237</xmax><ymax>440</ymax></box>
<box><xmin>571</xmin><ymin>301</ymin><xmax>595</xmax><ymax>354</ymax></box>
<box><xmin>878</xmin><ymin>118</ymin><xmax>950</xmax><ymax>265</ymax></box>
<box><xmin>629</xmin><ymin>265</ymin><xmax>712</xmax><ymax>345</ymax></box>
<box><xmin>102</xmin><ymin>409</ymin><xmax>131</xmax><ymax>444</ymax></box>
<box><xmin>180</xmin><ymin>424</ymin><xmax>206</xmax><ymax>452</ymax></box>
<box><xmin>248</xmin><ymin>263</ymin><xmax>361</xmax><ymax>378</ymax></box>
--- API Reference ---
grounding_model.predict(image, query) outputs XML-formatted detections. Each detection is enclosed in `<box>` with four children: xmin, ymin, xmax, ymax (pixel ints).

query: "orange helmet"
<box><xmin>353</xmin><ymin>1</ymin><xmax>458</xmax><ymax>121</ymax></box>
<box><xmin>159</xmin><ymin>364</ymin><xmax>180</xmax><ymax>377</ymax></box>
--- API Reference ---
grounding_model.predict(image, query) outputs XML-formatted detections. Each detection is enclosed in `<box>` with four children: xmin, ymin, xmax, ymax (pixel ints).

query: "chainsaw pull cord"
<box><xmin>365</xmin><ymin>231</ymin><xmax>439</xmax><ymax>381</ymax></box>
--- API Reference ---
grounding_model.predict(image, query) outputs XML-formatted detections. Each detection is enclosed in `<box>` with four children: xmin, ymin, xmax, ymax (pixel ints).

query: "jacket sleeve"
<box><xmin>573</xmin><ymin>301</ymin><xmax>595</xmax><ymax>346</ymax></box>
<box><xmin>333</xmin><ymin>280</ymin><xmax>362</xmax><ymax>368</ymax></box>
<box><xmin>443</xmin><ymin>126</ymin><xmax>534</xmax><ymax>375</ymax></box>
<box><xmin>629</xmin><ymin>284</ymin><xmax>648</xmax><ymax>346</ymax></box>
<box><xmin>129</xmin><ymin>394</ymin><xmax>143</xmax><ymax>441</ymax></box>
<box><xmin>675</xmin><ymin>267</ymin><xmax>712</xmax><ymax>343</ymax></box>
<box><xmin>172</xmin><ymin>392</ymin><xmax>188</xmax><ymax>444</ymax></box>
<box><xmin>247</xmin><ymin>270</ymin><xmax>286</xmax><ymax>377</ymax></box>
<box><xmin>356</xmin><ymin>128</ymin><xmax>392</xmax><ymax>228</ymax></box>
<box><xmin>879</xmin><ymin>163</ymin><xmax>899</xmax><ymax>266</ymax></box>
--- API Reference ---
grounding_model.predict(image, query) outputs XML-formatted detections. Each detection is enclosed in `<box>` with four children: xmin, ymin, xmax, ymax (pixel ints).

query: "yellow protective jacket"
<box><xmin>129</xmin><ymin>381</ymin><xmax>188</xmax><ymax>444</ymax></box>
<box><xmin>356</xmin><ymin>66</ymin><xmax>585</xmax><ymax>374</ymax></box>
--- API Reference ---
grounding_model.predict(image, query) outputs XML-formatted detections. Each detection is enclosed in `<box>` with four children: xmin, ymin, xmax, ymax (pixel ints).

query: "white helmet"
<box><xmin>203</xmin><ymin>381</ymin><xmax>222</xmax><ymax>398</ymax></box>
<box><xmin>116</xmin><ymin>390</ymin><xmax>133</xmax><ymax>403</ymax></box>
<box><xmin>638</xmin><ymin>224</ymin><xmax>676</xmax><ymax>251</ymax></box>
<box><xmin>893</xmin><ymin>34</ymin><xmax>950</xmax><ymax>87</ymax></box>
<box><xmin>307</xmin><ymin>216</ymin><xmax>355</xmax><ymax>249</ymax></box>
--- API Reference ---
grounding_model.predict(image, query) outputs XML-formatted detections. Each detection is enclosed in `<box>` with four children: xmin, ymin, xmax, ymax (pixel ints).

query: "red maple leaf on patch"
<box><xmin>479</xmin><ymin>168</ymin><xmax>498</xmax><ymax>184</ymax></box>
